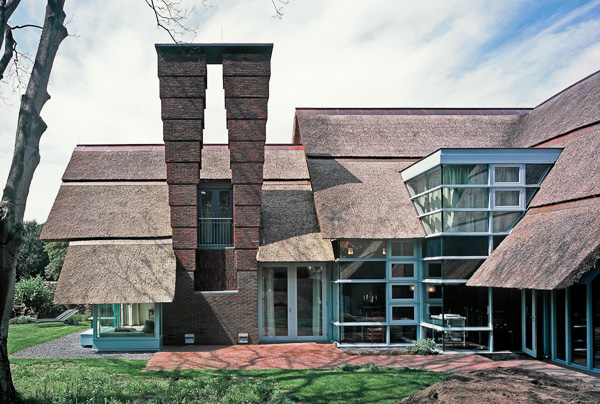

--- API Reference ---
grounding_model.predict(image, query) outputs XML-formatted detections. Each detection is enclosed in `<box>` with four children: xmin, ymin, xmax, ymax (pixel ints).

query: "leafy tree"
<box><xmin>43</xmin><ymin>241</ymin><xmax>67</xmax><ymax>281</ymax></box>
<box><xmin>15</xmin><ymin>220</ymin><xmax>48</xmax><ymax>281</ymax></box>
<box><xmin>14</xmin><ymin>276</ymin><xmax>52</xmax><ymax>315</ymax></box>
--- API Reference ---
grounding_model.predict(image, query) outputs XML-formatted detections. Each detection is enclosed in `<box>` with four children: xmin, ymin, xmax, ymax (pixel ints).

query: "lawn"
<box><xmin>10</xmin><ymin>359</ymin><xmax>446</xmax><ymax>403</ymax></box>
<box><xmin>8</xmin><ymin>323</ymin><xmax>89</xmax><ymax>355</ymax></box>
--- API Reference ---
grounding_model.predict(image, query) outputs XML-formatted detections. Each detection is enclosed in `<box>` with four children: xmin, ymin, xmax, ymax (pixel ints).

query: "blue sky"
<box><xmin>1</xmin><ymin>0</ymin><xmax>600</xmax><ymax>221</ymax></box>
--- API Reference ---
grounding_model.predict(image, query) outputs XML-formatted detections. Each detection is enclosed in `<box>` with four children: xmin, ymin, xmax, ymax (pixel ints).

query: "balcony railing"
<box><xmin>198</xmin><ymin>218</ymin><xmax>233</xmax><ymax>247</ymax></box>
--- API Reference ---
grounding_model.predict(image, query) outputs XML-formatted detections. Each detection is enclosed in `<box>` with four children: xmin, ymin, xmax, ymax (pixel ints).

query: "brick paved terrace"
<box><xmin>145</xmin><ymin>343</ymin><xmax>600</xmax><ymax>384</ymax></box>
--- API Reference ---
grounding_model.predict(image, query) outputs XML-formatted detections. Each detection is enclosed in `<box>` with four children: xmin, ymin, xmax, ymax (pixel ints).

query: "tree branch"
<box><xmin>144</xmin><ymin>0</ymin><xmax>198</xmax><ymax>43</ymax></box>
<box><xmin>9</xmin><ymin>24</ymin><xmax>42</xmax><ymax>30</ymax></box>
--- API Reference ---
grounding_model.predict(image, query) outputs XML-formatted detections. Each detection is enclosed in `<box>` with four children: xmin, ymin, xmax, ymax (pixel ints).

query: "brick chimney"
<box><xmin>156</xmin><ymin>43</ymin><xmax>272</xmax><ymax>282</ymax></box>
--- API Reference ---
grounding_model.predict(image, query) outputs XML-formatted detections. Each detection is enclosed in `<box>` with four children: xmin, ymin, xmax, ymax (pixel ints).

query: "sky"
<box><xmin>1</xmin><ymin>0</ymin><xmax>600</xmax><ymax>222</ymax></box>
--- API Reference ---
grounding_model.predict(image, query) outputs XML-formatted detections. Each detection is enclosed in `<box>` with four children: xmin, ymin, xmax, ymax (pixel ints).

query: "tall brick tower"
<box><xmin>156</xmin><ymin>44</ymin><xmax>272</xmax><ymax>345</ymax></box>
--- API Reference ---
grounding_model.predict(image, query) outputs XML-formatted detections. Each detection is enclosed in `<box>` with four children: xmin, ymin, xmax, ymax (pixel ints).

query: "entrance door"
<box><xmin>261</xmin><ymin>265</ymin><xmax>326</xmax><ymax>341</ymax></box>
<box><xmin>522</xmin><ymin>289</ymin><xmax>537</xmax><ymax>357</ymax></box>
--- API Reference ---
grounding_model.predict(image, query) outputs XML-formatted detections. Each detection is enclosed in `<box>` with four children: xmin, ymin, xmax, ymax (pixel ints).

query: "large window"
<box><xmin>95</xmin><ymin>303</ymin><xmax>157</xmax><ymax>338</ymax></box>
<box><xmin>199</xmin><ymin>188</ymin><xmax>232</xmax><ymax>247</ymax></box>
<box><xmin>406</xmin><ymin>162</ymin><xmax>552</xmax><ymax>257</ymax></box>
<box><xmin>334</xmin><ymin>239</ymin><xmax>419</xmax><ymax>345</ymax></box>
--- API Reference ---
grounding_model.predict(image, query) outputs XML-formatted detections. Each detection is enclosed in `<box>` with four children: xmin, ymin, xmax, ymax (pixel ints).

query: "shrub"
<box><xmin>14</xmin><ymin>276</ymin><xmax>53</xmax><ymax>315</ymax></box>
<box><xmin>9</xmin><ymin>315</ymin><xmax>35</xmax><ymax>325</ymax></box>
<box><xmin>410</xmin><ymin>338</ymin><xmax>438</xmax><ymax>355</ymax></box>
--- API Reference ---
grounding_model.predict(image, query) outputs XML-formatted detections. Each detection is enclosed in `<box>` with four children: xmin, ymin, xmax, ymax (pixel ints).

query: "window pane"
<box><xmin>338</xmin><ymin>240</ymin><xmax>385</xmax><ymax>259</ymax></box>
<box><xmin>443</xmin><ymin>285</ymin><xmax>489</xmax><ymax>327</ymax></box>
<box><xmin>422</xmin><ymin>237</ymin><xmax>442</xmax><ymax>258</ymax></box>
<box><xmin>390</xmin><ymin>325</ymin><xmax>417</xmax><ymax>343</ymax></box>
<box><xmin>422</xmin><ymin>213</ymin><xmax>442</xmax><ymax>235</ymax></box>
<box><xmin>391</xmin><ymin>263</ymin><xmax>414</xmax><ymax>278</ymax></box>
<box><xmin>492</xmin><ymin>211</ymin><xmax>521</xmax><ymax>232</ymax></box>
<box><xmin>492</xmin><ymin>235</ymin><xmax>507</xmax><ymax>250</ymax></box>
<box><xmin>391</xmin><ymin>241</ymin><xmax>415</xmax><ymax>257</ymax></box>
<box><xmin>495</xmin><ymin>166</ymin><xmax>519</xmax><ymax>183</ymax></box>
<box><xmin>495</xmin><ymin>190</ymin><xmax>520</xmax><ymax>207</ymax></box>
<box><xmin>556</xmin><ymin>288</ymin><xmax>566</xmax><ymax>362</ymax></box>
<box><xmin>406</xmin><ymin>167</ymin><xmax>442</xmax><ymax>195</ymax></box>
<box><xmin>262</xmin><ymin>267</ymin><xmax>288</xmax><ymax>337</ymax></box>
<box><xmin>218</xmin><ymin>190</ymin><xmax>231</xmax><ymax>218</ymax></box>
<box><xmin>442</xmin><ymin>165</ymin><xmax>487</xmax><ymax>185</ymax></box>
<box><xmin>443</xmin><ymin>331</ymin><xmax>490</xmax><ymax>352</ymax></box>
<box><xmin>525</xmin><ymin>164</ymin><xmax>551</xmax><ymax>185</ymax></box>
<box><xmin>426</xmin><ymin>262</ymin><xmax>442</xmax><ymax>278</ymax></box>
<box><xmin>391</xmin><ymin>285</ymin><xmax>415</xmax><ymax>300</ymax></box>
<box><xmin>442</xmin><ymin>259</ymin><xmax>484</xmax><ymax>279</ymax></box>
<box><xmin>200</xmin><ymin>190</ymin><xmax>213</xmax><ymax>218</ymax></box>
<box><xmin>442</xmin><ymin>188</ymin><xmax>488</xmax><ymax>209</ymax></box>
<box><xmin>414</xmin><ymin>190</ymin><xmax>442</xmax><ymax>214</ymax></box>
<box><xmin>340</xmin><ymin>326</ymin><xmax>385</xmax><ymax>344</ymax></box>
<box><xmin>97</xmin><ymin>303</ymin><xmax>155</xmax><ymax>338</ymax></box>
<box><xmin>443</xmin><ymin>211</ymin><xmax>488</xmax><ymax>232</ymax></box>
<box><xmin>525</xmin><ymin>188</ymin><xmax>537</xmax><ymax>205</ymax></box>
<box><xmin>392</xmin><ymin>306</ymin><xmax>415</xmax><ymax>321</ymax></box>
<box><xmin>442</xmin><ymin>236</ymin><xmax>489</xmax><ymax>256</ymax></box>
<box><xmin>340</xmin><ymin>283</ymin><xmax>385</xmax><ymax>322</ymax></box>
<box><xmin>339</xmin><ymin>261</ymin><xmax>386</xmax><ymax>280</ymax></box>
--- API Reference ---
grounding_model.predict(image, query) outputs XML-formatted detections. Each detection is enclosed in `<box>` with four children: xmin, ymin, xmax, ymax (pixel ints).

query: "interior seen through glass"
<box><xmin>96</xmin><ymin>303</ymin><xmax>155</xmax><ymax>337</ymax></box>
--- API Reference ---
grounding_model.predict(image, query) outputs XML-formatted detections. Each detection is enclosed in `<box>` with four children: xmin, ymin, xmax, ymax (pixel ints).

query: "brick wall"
<box><xmin>157</xmin><ymin>44</ymin><xmax>271</xmax><ymax>345</ymax></box>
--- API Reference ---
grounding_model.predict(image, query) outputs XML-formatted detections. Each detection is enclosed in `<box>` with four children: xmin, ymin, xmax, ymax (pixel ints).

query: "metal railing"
<box><xmin>198</xmin><ymin>218</ymin><xmax>233</xmax><ymax>247</ymax></box>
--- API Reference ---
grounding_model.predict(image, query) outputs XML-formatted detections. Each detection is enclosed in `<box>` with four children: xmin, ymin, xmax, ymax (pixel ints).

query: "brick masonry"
<box><xmin>157</xmin><ymin>45</ymin><xmax>271</xmax><ymax>345</ymax></box>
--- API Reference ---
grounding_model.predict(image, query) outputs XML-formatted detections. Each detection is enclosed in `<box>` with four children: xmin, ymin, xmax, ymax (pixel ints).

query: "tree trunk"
<box><xmin>0</xmin><ymin>1</ymin><xmax>67</xmax><ymax>402</ymax></box>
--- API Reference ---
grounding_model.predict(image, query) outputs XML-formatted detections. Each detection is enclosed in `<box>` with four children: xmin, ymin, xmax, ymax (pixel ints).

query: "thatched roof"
<box><xmin>198</xmin><ymin>147</ymin><xmax>309</xmax><ymax>180</ymax></box>
<box><xmin>54</xmin><ymin>241</ymin><xmax>176</xmax><ymax>304</ymax></box>
<box><xmin>531</xmin><ymin>126</ymin><xmax>600</xmax><ymax>207</ymax></box>
<box><xmin>516</xmin><ymin>70</ymin><xmax>600</xmax><ymax>147</ymax></box>
<box><xmin>297</xmin><ymin>111</ymin><xmax>526</xmax><ymax>158</ymax></box>
<box><xmin>308</xmin><ymin>159</ymin><xmax>424</xmax><ymax>239</ymax></box>
<box><xmin>62</xmin><ymin>145</ymin><xmax>166</xmax><ymax>181</ymax></box>
<box><xmin>467</xmin><ymin>201</ymin><xmax>600</xmax><ymax>290</ymax></box>
<box><xmin>200</xmin><ymin>148</ymin><xmax>231</xmax><ymax>179</ymax></box>
<box><xmin>41</xmin><ymin>183</ymin><xmax>171</xmax><ymax>241</ymax></box>
<box><xmin>263</xmin><ymin>148</ymin><xmax>309</xmax><ymax>180</ymax></box>
<box><xmin>258</xmin><ymin>183</ymin><xmax>334</xmax><ymax>262</ymax></box>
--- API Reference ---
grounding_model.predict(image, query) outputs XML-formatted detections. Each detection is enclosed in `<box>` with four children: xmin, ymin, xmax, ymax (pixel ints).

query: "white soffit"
<box><xmin>400</xmin><ymin>148</ymin><xmax>563</xmax><ymax>181</ymax></box>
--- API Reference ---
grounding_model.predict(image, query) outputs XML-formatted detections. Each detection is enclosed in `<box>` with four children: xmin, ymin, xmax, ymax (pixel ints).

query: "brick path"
<box><xmin>145</xmin><ymin>343</ymin><xmax>600</xmax><ymax>383</ymax></box>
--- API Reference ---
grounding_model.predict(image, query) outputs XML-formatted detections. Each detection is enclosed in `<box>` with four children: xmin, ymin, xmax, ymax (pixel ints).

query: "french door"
<box><xmin>522</xmin><ymin>289</ymin><xmax>537</xmax><ymax>357</ymax></box>
<box><xmin>260</xmin><ymin>264</ymin><xmax>327</xmax><ymax>341</ymax></box>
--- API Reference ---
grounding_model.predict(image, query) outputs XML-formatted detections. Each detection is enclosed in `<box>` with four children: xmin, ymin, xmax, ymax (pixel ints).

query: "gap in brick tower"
<box><xmin>204</xmin><ymin>64</ymin><xmax>228</xmax><ymax>144</ymax></box>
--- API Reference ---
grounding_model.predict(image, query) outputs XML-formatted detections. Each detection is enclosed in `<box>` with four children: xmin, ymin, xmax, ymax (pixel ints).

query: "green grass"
<box><xmin>10</xmin><ymin>359</ymin><xmax>446</xmax><ymax>403</ymax></box>
<box><xmin>8</xmin><ymin>323</ymin><xmax>89</xmax><ymax>355</ymax></box>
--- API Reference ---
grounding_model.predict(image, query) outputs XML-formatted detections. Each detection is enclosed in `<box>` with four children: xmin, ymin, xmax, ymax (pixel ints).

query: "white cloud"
<box><xmin>1</xmin><ymin>0</ymin><xmax>599</xmax><ymax>221</ymax></box>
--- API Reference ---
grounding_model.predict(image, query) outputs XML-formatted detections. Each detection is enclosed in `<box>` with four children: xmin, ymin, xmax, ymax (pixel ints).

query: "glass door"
<box><xmin>262</xmin><ymin>267</ymin><xmax>290</xmax><ymax>339</ymax></box>
<box><xmin>260</xmin><ymin>264</ymin><xmax>327</xmax><ymax>341</ymax></box>
<box><xmin>294</xmin><ymin>265</ymin><xmax>325</xmax><ymax>340</ymax></box>
<box><xmin>522</xmin><ymin>289</ymin><xmax>537</xmax><ymax>357</ymax></box>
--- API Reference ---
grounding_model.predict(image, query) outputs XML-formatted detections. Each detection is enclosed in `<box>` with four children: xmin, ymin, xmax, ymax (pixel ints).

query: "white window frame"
<box><xmin>492</xmin><ymin>187</ymin><xmax>524</xmax><ymax>210</ymax></box>
<box><xmin>491</xmin><ymin>164</ymin><xmax>524</xmax><ymax>186</ymax></box>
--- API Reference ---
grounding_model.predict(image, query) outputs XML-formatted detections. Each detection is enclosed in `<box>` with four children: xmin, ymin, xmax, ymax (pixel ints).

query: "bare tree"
<box><xmin>0</xmin><ymin>0</ymin><xmax>67</xmax><ymax>400</ymax></box>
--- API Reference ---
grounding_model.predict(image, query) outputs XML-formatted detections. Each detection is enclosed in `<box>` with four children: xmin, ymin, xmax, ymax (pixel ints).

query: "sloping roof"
<box><xmin>258</xmin><ymin>183</ymin><xmax>334</xmax><ymax>262</ymax></box>
<box><xmin>54</xmin><ymin>241</ymin><xmax>176</xmax><ymax>304</ymax></box>
<box><xmin>41</xmin><ymin>183</ymin><xmax>171</xmax><ymax>241</ymax></box>
<box><xmin>530</xmin><ymin>125</ymin><xmax>600</xmax><ymax>207</ymax></box>
<box><xmin>200</xmin><ymin>148</ymin><xmax>231</xmax><ymax>179</ymax></box>
<box><xmin>308</xmin><ymin>159</ymin><xmax>424</xmax><ymax>239</ymax></box>
<box><xmin>515</xmin><ymin>70</ymin><xmax>600</xmax><ymax>147</ymax></box>
<box><xmin>467</xmin><ymin>201</ymin><xmax>600</xmax><ymax>290</ymax></box>
<box><xmin>62</xmin><ymin>145</ymin><xmax>166</xmax><ymax>181</ymax></box>
<box><xmin>297</xmin><ymin>111</ymin><xmax>526</xmax><ymax>158</ymax></box>
<box><xmin>263</xmin><ymin>148</ymin><xmax>310</xmax><ymax>180</ymax></box>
